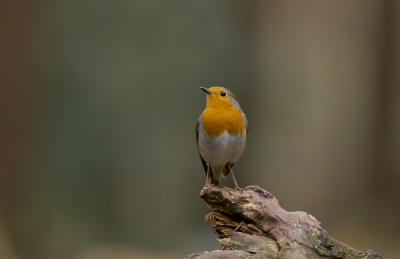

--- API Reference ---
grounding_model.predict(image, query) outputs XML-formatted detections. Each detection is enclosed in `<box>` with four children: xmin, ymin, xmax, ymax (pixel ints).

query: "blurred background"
<box><xmin>1</xmin><ymin>1</ymin><xmax>400</xmax><ymax>258</ymax></box>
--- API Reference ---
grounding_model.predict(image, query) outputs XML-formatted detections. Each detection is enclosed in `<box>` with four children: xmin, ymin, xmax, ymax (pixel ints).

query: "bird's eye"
<box><xmin>220</xmin><ymin>91</ymin><xmax>226</xmax><ymax>97</ymax></box>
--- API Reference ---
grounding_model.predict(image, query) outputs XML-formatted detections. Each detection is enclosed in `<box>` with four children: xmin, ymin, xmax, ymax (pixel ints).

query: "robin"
<box><xmin>195</xmin><ymin>86</ymin><xmax>248</xmax><ymax>188</ymax></box>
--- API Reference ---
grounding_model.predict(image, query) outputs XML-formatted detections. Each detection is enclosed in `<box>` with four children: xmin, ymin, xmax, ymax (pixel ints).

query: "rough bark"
<box><xmin>183</xmin><ymin>185</ymin><xmax>384</xmax><ymax>259</ymax></box>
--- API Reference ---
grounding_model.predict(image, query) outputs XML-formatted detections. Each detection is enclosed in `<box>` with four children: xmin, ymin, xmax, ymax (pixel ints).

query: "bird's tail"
<box><xmin>222</xmin><ymin>164</ymin><xmax>233</xmax><ymax>178</ymax></box>
<box><xmin>206</xmin><ymin>166</ymin><xmax>220</xmax><ymax>186</ymax></box>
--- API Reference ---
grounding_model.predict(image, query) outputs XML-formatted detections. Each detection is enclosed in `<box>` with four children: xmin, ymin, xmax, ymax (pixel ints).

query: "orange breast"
<box><xmin>201</xmin><ymin>107</ymin><xmax>244</xmax><ymax>137</ymax></box>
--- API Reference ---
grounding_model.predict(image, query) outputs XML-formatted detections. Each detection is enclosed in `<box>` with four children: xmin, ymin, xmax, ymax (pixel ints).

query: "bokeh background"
<box><xmin>1</xmin><ymin>1</ymin><xmax>400</xmax><ymax>258</ymax></box>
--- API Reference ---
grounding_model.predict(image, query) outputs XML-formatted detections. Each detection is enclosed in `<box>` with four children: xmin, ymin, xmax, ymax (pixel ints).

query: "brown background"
<box><xmin>1</xmin><ymin>1</ymin><xmax>399</xmax><ymax>258</ymax></box>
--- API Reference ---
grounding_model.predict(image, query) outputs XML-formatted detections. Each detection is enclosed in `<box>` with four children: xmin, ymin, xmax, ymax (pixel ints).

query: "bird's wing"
<box><xmin>195</xmin><ymin>117</ymin><xmax>208</xmax><ymax>175</ymax></box>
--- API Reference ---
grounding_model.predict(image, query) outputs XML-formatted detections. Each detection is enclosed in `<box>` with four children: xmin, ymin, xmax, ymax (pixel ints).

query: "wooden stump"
<box><xmin>183</xmin><ymin>185</ymin><xmax>384</xmax><ymax>259</ymax></box>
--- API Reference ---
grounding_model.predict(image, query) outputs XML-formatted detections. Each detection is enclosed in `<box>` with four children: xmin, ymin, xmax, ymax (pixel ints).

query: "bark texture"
<box><xmin>183</xmin><ymin>185</ymin><xmax>384</xmax><ymax>259</ymax></box>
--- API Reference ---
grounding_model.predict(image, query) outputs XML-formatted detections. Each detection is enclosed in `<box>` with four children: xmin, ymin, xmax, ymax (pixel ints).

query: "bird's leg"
<box><xmin>205</xmin><ymin>164</ymin><xmax>211</xmax><ymax>186</ymax></box>
<box><xmin>228</xmin><ymin>165</ymin><xmax>240</xmax><ymax>189</ymax></box>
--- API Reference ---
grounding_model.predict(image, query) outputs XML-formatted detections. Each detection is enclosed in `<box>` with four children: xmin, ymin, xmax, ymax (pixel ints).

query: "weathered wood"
<box><xmin>183</xmin><ymin>185</ymin><xmax>384</xmax><ymax>259</ymax></box>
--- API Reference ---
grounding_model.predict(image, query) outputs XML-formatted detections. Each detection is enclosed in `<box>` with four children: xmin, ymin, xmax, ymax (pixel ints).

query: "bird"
<box><xmin>195</xmin><ymin>86</ymin><xmax>248</xmax><ymax>188</ymax></box>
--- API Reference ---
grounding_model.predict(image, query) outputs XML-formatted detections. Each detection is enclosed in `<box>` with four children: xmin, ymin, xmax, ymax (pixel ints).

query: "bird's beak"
<box><xmin>200</xmin><ymin>87</ymin><xmax>211</xmax><ymax>94</ymax></box>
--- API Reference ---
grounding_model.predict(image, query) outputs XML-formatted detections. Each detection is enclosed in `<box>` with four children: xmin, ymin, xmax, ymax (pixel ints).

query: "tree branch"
<box><xmin>183</xmin><ymin>185</ymin><xmax>384</xmax><ymax>259</ymax></box>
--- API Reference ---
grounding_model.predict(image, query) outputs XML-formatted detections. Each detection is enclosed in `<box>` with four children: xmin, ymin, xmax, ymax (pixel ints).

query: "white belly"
<box><xmin>198</xmin><ymin>130</ymin><xmax>246</xmax><ymax>167</ymax></box>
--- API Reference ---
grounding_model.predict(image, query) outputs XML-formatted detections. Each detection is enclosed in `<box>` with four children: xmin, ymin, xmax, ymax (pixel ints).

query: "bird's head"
<box><xmin>200</xmin><ymin>86</ymin><xmax>239</xmax><ymax>109</ymax></box>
